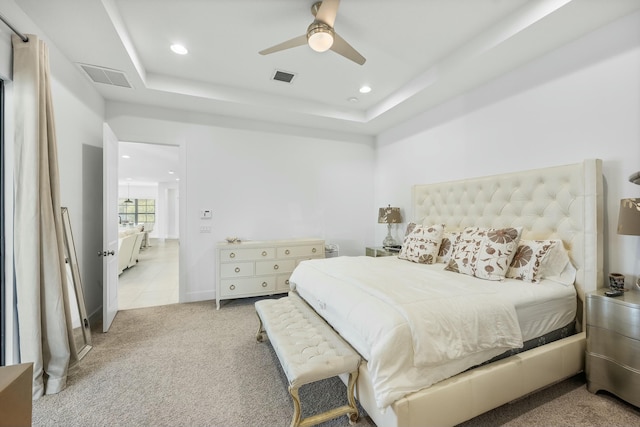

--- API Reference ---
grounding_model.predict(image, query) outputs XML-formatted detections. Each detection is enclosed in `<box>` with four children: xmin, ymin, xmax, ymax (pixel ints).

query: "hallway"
<box><xmin>118</xmin><ymin>238</ymin><xmax>179</xmax><ymax>310</ymax></box>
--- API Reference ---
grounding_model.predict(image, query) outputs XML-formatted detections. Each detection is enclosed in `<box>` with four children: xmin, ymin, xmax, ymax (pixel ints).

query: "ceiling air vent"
<box><xmin>78</xmin><ymin>63</ymin><xmax>133</xmax><ymax>88</ymax></box>
<box><xmin>272</xmin><ymin>70</ymin><xmax>296</xmax><ymax>84</ymax></box>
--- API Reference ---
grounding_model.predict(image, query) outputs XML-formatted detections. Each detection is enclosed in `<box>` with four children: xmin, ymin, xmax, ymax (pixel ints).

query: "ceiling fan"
<box><xmin>259</xmin><ymin>0</ymin><xmax>366</xmax><ymax>65</ymax></box>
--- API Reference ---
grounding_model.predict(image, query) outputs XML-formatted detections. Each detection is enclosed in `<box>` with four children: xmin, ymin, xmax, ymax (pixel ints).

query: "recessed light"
<box><xmin>359</xmin><ymin>85</ymin><xmax>372</xmax><ymax>94</ymax></box>
<box><xmin>168</xmin><ymin>170</ymin><xmax>175</xmax><ymax>175</ymax></box>
<box><xmin>176</xmin><ymin>178</ymin><xmax>180</xmax><ymax>181</ymax></box>
<box><xmin>121</xmin><ymin>155</ymin><xmax>130</xmax><ymax>159</ymax></box>
<box><xmin>170</xmin><ymin>44</ymin><xmax>188</xmax><ymax>55</ymax></box>
<box><xmin>348</xmin><ymin>97</ymin><xmax>359</xmax><ymax>103</ymax></box>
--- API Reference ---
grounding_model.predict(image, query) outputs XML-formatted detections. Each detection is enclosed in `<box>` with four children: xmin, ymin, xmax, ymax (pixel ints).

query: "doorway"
<box><xmin>116</xmin><ymin>141</ymin><xmax>180</xmax><ymax>310</ymax></box>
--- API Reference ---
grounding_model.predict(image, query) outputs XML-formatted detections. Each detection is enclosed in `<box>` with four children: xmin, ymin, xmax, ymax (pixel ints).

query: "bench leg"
<box><xmin>346</xmin><ymin>369</ymin><xmax>360</xmax><ymax>425</ymax></box>
<box><xmin>289</xmin><ymin>385</ymin><xmax>303</xmax><ymax>427</ymax></box>
<box><xmin>255</xmin><ymin>313</ymin><xmax>265</xmax><ymax>342</ymax></box>
<box><xmin>287</xmin><ymin>369</ymin><xmax>360</xmax><ymax>427</ymax></box>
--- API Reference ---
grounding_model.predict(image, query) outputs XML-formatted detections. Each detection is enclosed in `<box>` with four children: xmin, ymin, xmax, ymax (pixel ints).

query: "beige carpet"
<box><xmin>32</xmin><ymin>297</ymin><xmax>640</xmax><ymax>426</ymax></box>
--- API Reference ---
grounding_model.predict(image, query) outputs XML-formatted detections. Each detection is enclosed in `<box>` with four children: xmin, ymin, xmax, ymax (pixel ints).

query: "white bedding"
<box><xmin>289</xmin><ymin>255</ymin><xmax>577</xmax><ymax>409</ymax></box>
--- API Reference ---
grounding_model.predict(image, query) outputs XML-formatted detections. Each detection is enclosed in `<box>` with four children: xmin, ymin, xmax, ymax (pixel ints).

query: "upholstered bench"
<box><xmin>255</xmin><ymin>292</ymin><xmax>361</xmax><ymax>427</ymax></box>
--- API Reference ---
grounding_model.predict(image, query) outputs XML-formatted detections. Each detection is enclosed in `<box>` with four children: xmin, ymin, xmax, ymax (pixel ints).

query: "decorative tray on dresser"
<box><xmin>215</xmin><ymin>238</ymin><xmax>324</xmax><ymax>309</ymax></box>
<box><xmin>585</xmin><ymin>288</ymin><xmax>640</xmax><ymax>407</ymax></box>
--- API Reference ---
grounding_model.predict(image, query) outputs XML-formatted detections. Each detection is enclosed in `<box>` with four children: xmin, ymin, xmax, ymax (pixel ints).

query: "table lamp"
<box><xmin>617</xmin><ymin>198</ymin><xmax>640</xmax><ymax>236</ymax></box>
<box><xmin>378</xmin><ymin>205</ymin><xmax>402</xmax><ymax>247</ymax></box>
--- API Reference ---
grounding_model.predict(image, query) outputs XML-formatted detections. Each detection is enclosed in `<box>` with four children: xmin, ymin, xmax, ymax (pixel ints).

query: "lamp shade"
<box><xmin>378</xmin><ymin>206</ymin><xmax>402</xmax><ymax>224</ymax></box>
<box><xmin>617</xmin><ymin>198</ymin><xmax>640</xmax><ymax>236</ymax></box>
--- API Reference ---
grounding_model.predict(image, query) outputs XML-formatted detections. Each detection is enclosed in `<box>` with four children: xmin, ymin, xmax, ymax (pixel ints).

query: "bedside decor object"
<box><xmin>378</xmin><ymin>205</ymin><xmax>402</xmax><ymax>247</ymax></box>
<box><xmin>608</xmin><ymin>273</ymin><xmax>625</xmax><ymax>290</ymax></box>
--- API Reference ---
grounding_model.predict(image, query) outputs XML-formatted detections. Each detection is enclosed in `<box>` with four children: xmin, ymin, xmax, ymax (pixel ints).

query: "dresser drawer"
<box><xmin>277</xmin><ymin>274</ymin><xmax>292</xmax><ymax>292</ymax></box>
<box><xmin>586</xmin><ymin>353</ymin><xmax>640</xmax><ymax>407</ymax></box>
<box><xmin>277</xmin><ymin>244</ymin><xmax>323</xmax><ymax>259</ymax></box>
<box><xmin>219</xmin><ymin>247</ymin><xmax>275</xmax><ymax>261</ymax></box>
<box><xmin>255</xmin><ymin>259</ymin><xmax>296</xmax><ymax>275</ymax></box>
<box><xmin>220</xmin><ymin>277</ymin><xmax>276</xmax><ymax>297</ymax></box>
<box><xmin>587</xmin><ymin>325</ymin><xmax>640</xmax><ymax>367</ymax></box>
<box><xmin>220</xmin><ymin>262</ymin><xmax>254</xmax><ymax>278</ymax></box>
<box><xmin>296</xmin><ymin>255</ymin><xmax>323</xmax><ymax>265</ymax></box>
<box><xmin>587</xmin><ymin>297</ymin><xmax>640</xmax><ymax>338</ymax></box>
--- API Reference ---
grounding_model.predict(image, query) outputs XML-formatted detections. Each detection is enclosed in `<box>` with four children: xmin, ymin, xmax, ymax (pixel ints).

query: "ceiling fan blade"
<box><xmin>315</xmin><ymin>0</ymin><xmax>340</xmax><ymax>27</ymax></box>
<box><xmin>259</xmin><ymin>34</ymin><xmax>308</xmax><ymax>55</ymax></box>
<box><xmin>330</xmin><ymin>32</ymin><xmax>366</xmax><ymax>65</ymax></box>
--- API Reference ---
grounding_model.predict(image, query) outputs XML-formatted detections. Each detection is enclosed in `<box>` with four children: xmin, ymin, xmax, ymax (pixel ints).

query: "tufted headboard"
<box><xmin>412</xmin><ymin>159</ymin><xmax>603</xmax><ymax>330</ymax></box>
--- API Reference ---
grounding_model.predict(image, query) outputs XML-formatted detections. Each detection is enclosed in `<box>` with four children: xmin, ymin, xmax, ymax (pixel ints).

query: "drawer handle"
<box><xmin>229</xmin><ymin>252</ymin><xmax>236</xmax><ymax>259</ymax></box>
<box><xmin>312</xmin><ymin>248</ymin><xmax>317</xmax><ymax>253</ymax></box>
<box><xmin>229</xmin><ymin>284</ymin><xmax>236</xmax><ymax>291</ymax></box>
<box><xmin>273</xmin><ymin>264</ymin><xmax>279</xmax><ymax>270</ymax></box>
<box><xmin>262</xmin><ymin>282</ymin><xmax>268</xmax><ymax>288</ymax></box>
<box><xmin>234</xmin><ymin>267</ymin><xmax>240</xmax><ymax>273</ymax></box>
<box><xmin>261</xmin><ymin>251</ymin><xmax>267</xmax><ymax>256</ymax></box>
<box><xmin>285</xmin><ymin>249</ymin><xmax>290</xmax><ymax>255</ymax></box>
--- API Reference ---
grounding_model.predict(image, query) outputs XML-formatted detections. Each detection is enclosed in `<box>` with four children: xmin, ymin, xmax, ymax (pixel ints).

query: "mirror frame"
<box><xmin>61</xmin><ymin>207</ymin><xmax>92</xmax><ymax>360</ymax></box>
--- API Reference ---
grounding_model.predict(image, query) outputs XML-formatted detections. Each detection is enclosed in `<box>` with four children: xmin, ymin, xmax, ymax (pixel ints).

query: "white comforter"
<box><xmin>290</xmin><ymin>256</ymin><xmax>526</xmax><ymax>409</ymax></box>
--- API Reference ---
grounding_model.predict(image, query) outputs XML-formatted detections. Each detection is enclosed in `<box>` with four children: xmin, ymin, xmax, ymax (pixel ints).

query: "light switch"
<box><xmin>199</xmin><ymin>226</ymin><xmax>211</xmax><ymax>233</ymax></box>
<box><xmin>200</xmin><ymin>209</ymin><xmax>212</xmax><ymax>219</ymax></box>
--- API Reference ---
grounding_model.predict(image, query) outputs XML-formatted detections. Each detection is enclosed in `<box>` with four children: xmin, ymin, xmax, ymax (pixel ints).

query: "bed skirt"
<box><xmin>482</xmin><ymin>320</ymin><xmax>576</xmax><ymax>366</ymax></box>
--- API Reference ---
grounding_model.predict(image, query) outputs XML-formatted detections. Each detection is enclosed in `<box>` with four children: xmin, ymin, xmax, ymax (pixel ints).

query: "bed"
<box><xmin>289</xmin><ymin>159</ymin><xmax>603</xmax><ymax>427</ymax></box>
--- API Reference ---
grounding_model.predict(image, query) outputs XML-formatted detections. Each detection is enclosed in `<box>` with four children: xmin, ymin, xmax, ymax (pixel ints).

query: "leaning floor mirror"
<box><xmin>61</xmin><ymin>207</ymin><xmax>92</xmax><ymax>361</ymax></box>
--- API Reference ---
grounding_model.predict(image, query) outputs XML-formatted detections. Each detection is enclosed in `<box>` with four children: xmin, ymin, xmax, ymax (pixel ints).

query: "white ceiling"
<box><xmin>118</xmin><ymin>141</ymin><xmax>179</xmax><ymax>186</ymax></box>
<box><xmin>12</xmin><ymin>0</ymin><xmax>640</xmax><ymax>183</ymax></box>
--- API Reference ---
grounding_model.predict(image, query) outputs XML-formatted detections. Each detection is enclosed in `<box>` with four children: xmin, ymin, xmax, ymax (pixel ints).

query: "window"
<box><xmin>118</xmin><ymin>198</ymin><xmax>155</xmax><ymax>225</ymax></box>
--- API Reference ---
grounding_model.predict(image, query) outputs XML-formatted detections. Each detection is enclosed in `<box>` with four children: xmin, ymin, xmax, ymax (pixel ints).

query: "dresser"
<box><xmin>216</xmin><ymin>238</ymin><xmax>324</xmax><ymax>309</ymax></box>
<box><xmin>585</xmin><ymin>289</ymin><xmax>640</xmax><ymax>407</ymax></box>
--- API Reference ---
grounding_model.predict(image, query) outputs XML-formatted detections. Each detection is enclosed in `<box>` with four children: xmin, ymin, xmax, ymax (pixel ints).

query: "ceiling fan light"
<box><xmin>308</xmin><ymin>31</ymin><xmax>333</xmax><ymax>52</ymax></box>
<box><xmin>307</xmin><ymin>23</ymin><xmax>334</xmax><ymax>52</ymax></box>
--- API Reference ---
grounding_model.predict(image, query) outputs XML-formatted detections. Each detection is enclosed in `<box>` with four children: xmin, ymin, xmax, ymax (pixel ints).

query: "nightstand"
<box><xmin>365</xmin><ymin>246</ymin><xmax>398</xmax><ymax>257</ymax></box>
<box><xmin>585</xmin><ymin>289</ymin><xmax>640</xmax><ymax>407</ymax></box>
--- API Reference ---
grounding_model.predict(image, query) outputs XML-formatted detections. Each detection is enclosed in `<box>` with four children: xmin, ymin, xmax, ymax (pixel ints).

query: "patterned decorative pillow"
<box><xmin>538</xmin><ymin>242</ymin><xmax>576</xmax><ymax>286</ymax></box>
<box><xmin>436</xmin><ymin>231</ymin><xmax>460</xmax><ymax>264</ymax></box>
<box><xmin>506</xmin><ymin>240</ymin><xmax>558</xmax><ymax>283</ymax></box>
<box><xmin>404</xmin><ymin>222</ymin><xmax>418</xmax><ymax>236</ymax></box>
<box><xmin>445</xmin><ymin>226</ymin><xmax>522</xmax><ymax>280</ymax></box>
<box><xmin>399</xmin><ymin>223</ymin><xmax>444</xmax><ymax>264</ymax></box>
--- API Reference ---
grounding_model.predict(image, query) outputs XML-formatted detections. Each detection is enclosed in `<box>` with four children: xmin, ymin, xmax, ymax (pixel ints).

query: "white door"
<box><xmin>102</xmin><ymin>123</ymin><xmax>119</xmax><ymax>332</ymax></box>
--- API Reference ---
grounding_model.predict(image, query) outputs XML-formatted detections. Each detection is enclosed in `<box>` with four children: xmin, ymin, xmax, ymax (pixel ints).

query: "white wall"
<box><xmin>376</xmin><ymin>11</ymin><xmax>640</xmax><ymax>287</ymax></box>
<box><xmin>108</xmin><ymin>114</ymin><xmax>375</xmax><ymax>302</ymax></box>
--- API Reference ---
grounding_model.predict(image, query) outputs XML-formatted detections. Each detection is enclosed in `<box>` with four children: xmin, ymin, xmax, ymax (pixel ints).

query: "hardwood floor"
<box><xmin>118</xmin><ymin>238</ymin><xmax>179</xmax><ymax>310</ymax></box>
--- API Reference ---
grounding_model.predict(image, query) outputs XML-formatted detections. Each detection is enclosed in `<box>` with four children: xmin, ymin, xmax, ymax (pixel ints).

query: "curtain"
<box><xmin>12</xmin><ymin>34</ymin><xmax>73</xmax><ymax>399</ymax></box>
